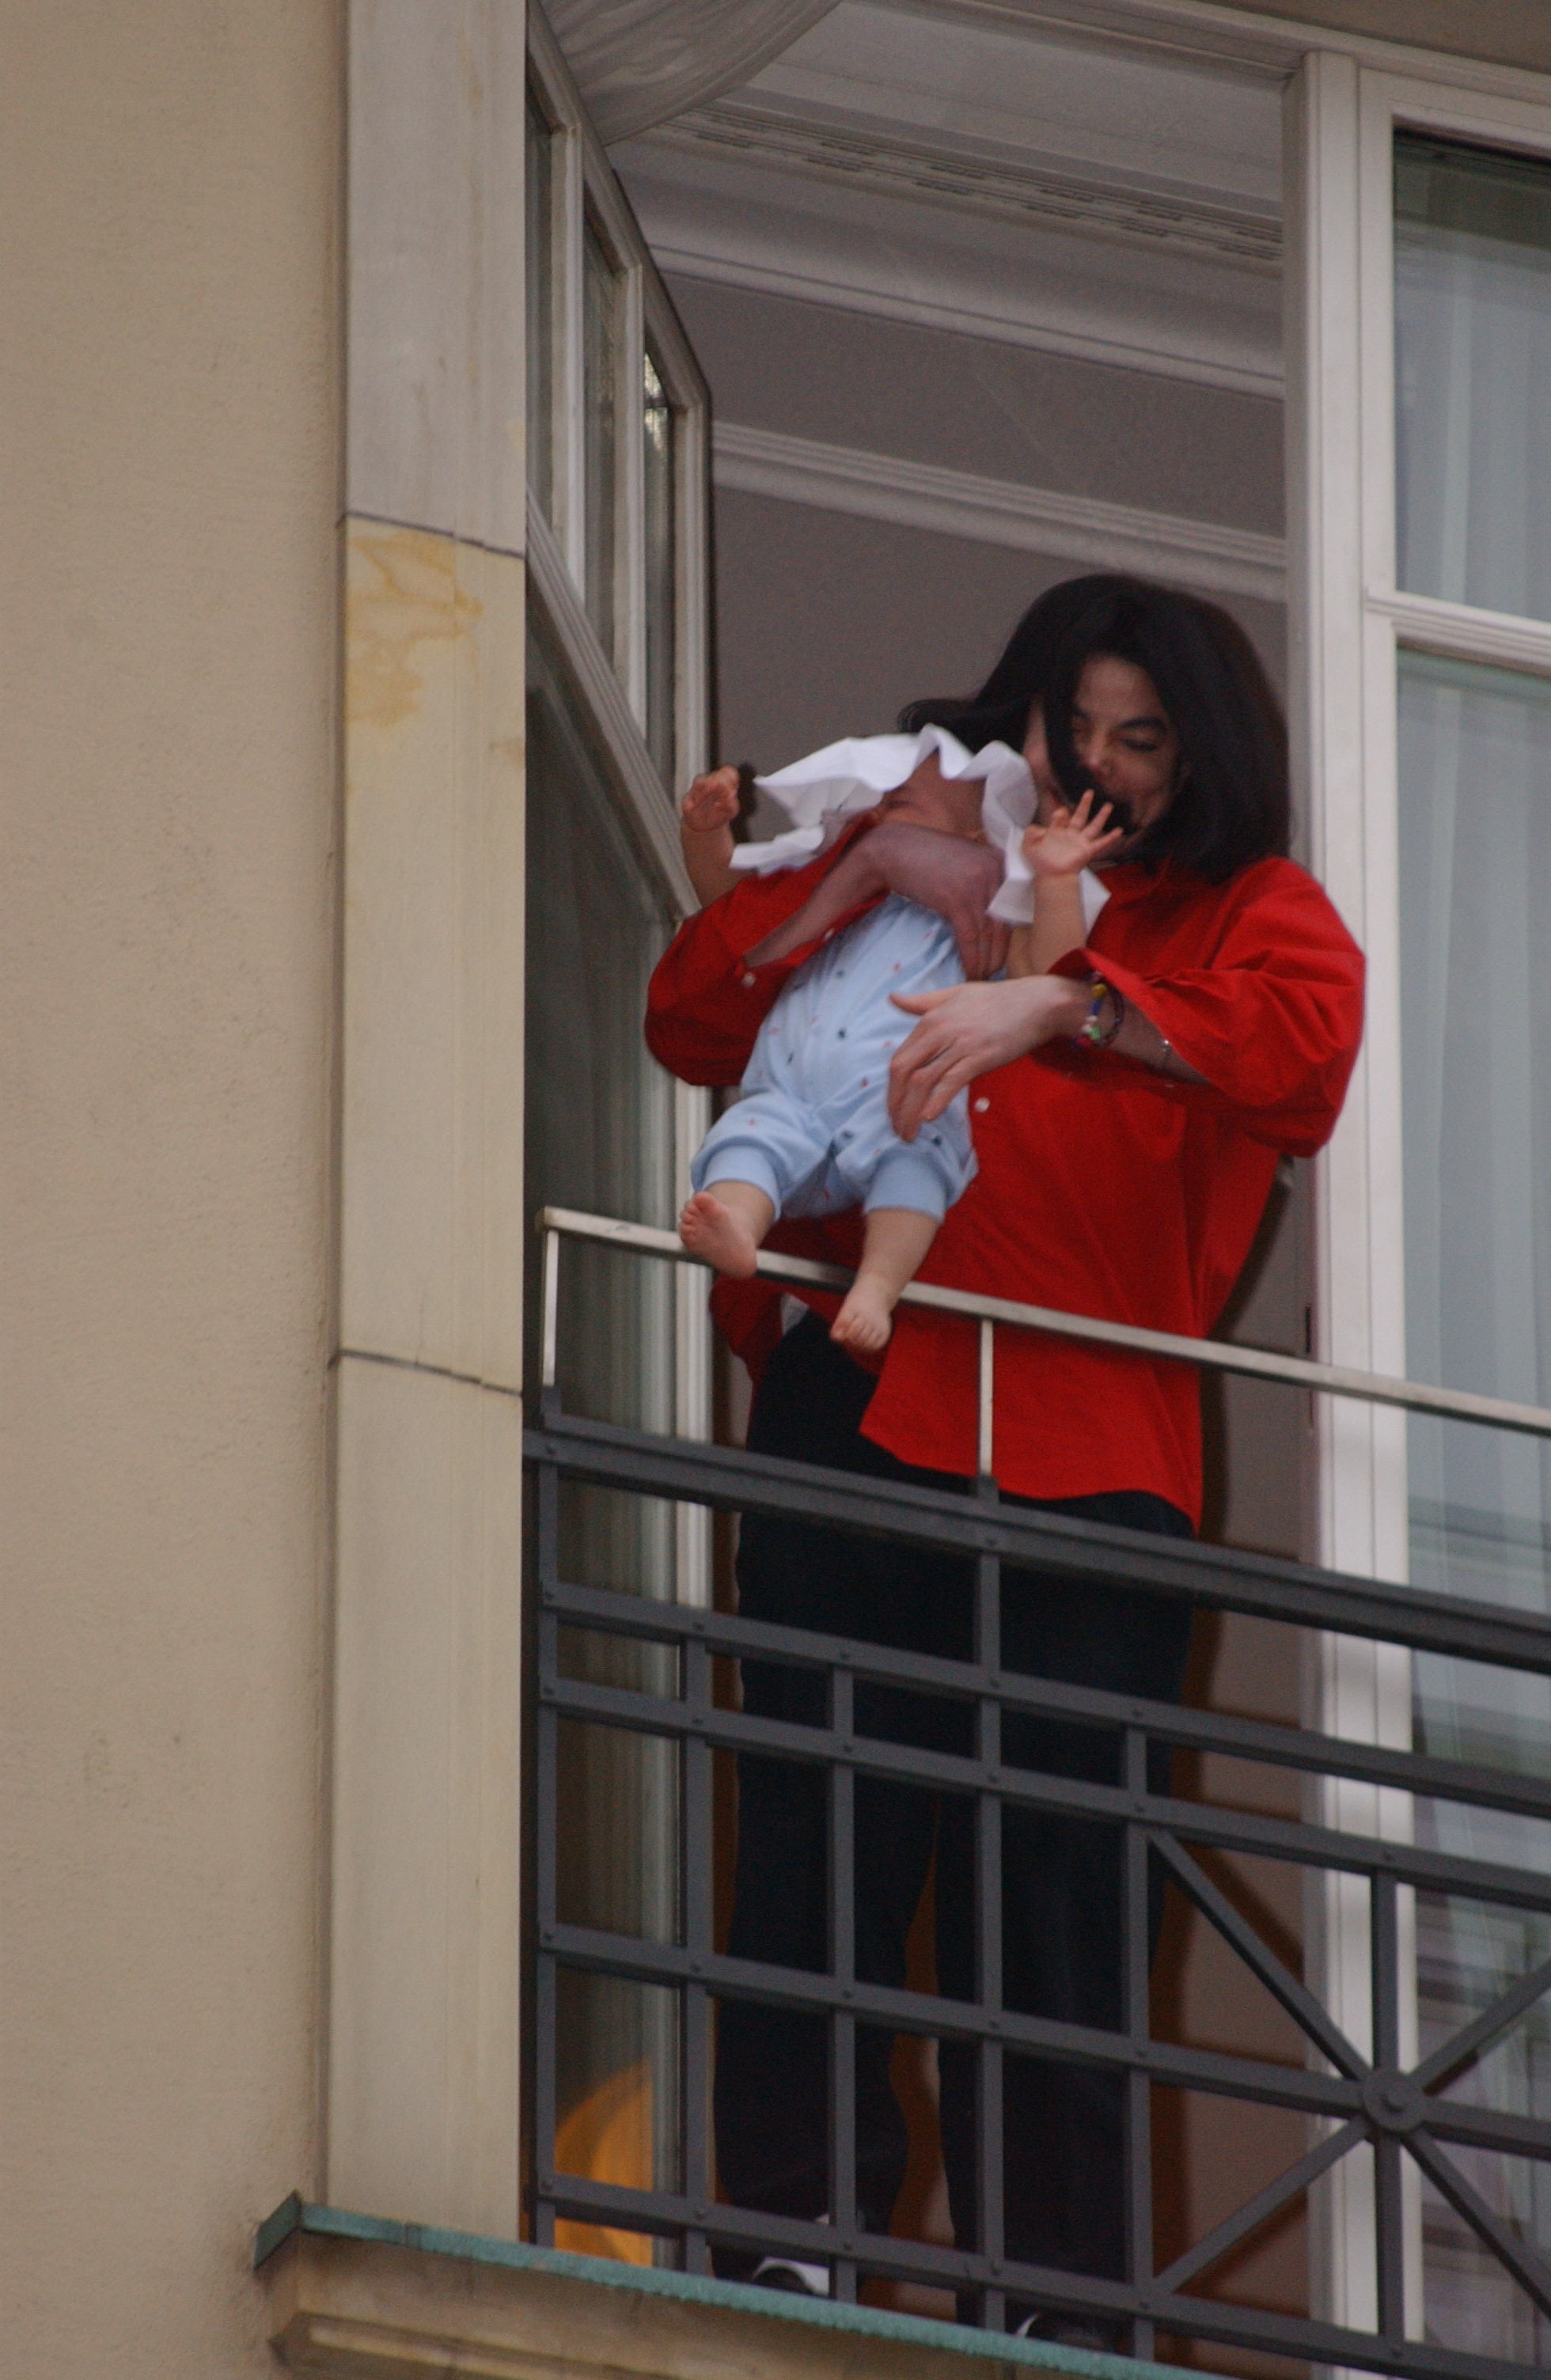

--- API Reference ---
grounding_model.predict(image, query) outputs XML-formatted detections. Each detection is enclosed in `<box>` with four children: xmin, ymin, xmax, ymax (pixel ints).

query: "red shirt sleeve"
<box><xmin>645</xmin><ymin>821</ymin><xmax>881</xmax><ymax>1087</ymax></box>
<box><xmin>1054</xmin><ymin>858</ymin><xmax>1366</xmax><ymax>1155</ymax></box>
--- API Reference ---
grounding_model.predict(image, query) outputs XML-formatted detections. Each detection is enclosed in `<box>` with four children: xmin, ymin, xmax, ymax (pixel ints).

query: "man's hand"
<box><xmin>747</xmin><ymin>819</ymin><xmax>1010</xmax><ymax>976</ymax></box>
<box><xmin>887</xmin><ymin>976</ymin><xmax>1089</xmax><ymax>1139</ymax></box>
<box><xmin>1022</xmin><ymin>788</ymin><xmax>1125</xmax><ymax>880</ymax></box>
<box><xmin>873</xmin><ymin>823</ymin><xmax>1009</xmax><ymax>978</ymax></box>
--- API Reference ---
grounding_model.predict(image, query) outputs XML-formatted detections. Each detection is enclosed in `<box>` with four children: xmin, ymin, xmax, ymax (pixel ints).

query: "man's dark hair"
<box><xmin>901</xmin><ymin>574</ymin><xmax>1290</xmax><ymax>885</ymax></box>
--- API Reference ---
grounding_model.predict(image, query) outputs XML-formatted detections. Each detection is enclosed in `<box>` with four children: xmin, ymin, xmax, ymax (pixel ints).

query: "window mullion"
<box><xmin>557</xmin><ymin>124</ymin><xmax>586</xmax><ymax>589</ymax></box>
<box><xmin>620</xmin><ymin>261</ymin><xmax>647</xmax><ymax>728</ymax></box>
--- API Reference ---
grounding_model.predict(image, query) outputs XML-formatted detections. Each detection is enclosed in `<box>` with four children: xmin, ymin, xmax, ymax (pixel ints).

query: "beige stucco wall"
<box><xmin>1</xmin><ymin>3</ymin><xmax>342</xmax><ymax>2372</ymax></box>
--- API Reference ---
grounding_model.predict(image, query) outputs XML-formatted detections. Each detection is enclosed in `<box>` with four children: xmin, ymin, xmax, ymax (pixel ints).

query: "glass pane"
<box><xmin>1398</xmin><ymin>649</ymin><xmax>1551</xmax><ymax>2358</ymax></box>
<box><xmin>525</xmin><ymin>88</ymin><xmax>556</xmax><ymax>522</ymax></box>
<box><xmin>554</xmin><ymin>1971</ymin><xmax>680</xmax><ymax>2265</ymax></box>
<box><xmin>527</xmin><ymin>616</ymin><xmax>683</xmax><ymax>2261</ymax></box>
<box><xmin>643</xmin><ymin>347</ymin><xmax>677</xmax><ymax>788</ymax></box>
<box><xmin>524</xmin><ymin>616</ymin><xmax>677</xmax><ymax>1451</ymax></box>
<box><xmin>582</xmin><ymin>214</ymin><xmax>621</xmax><ymax>662</ymax></box>
<box><xmin>1395</xmin><ymin>132</ymin><xmax>1551</xmax><ymax>623</ymax></box>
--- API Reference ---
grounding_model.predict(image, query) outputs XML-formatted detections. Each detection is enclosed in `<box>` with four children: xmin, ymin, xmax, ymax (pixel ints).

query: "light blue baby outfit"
<box><xmin>692</xmin><ymin>894</ymin><xmax>976</xmax><ymax>1222</ymax></box>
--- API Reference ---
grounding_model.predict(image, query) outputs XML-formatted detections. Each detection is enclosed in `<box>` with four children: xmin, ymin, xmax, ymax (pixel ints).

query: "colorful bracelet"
<box><xmin>1079</xmin><ymin>974</ymin><xmax>1126</xmax><ymax>1049</ymax></box>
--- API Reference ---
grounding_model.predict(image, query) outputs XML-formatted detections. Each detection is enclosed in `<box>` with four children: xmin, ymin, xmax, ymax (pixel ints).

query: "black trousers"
<box><xmin>714</xmin><ymin>1315</ymin><xmax>1194</xmax><ymax>2286</ymax></box>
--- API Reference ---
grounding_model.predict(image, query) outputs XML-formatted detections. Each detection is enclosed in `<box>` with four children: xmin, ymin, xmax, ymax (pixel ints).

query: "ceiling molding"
<box><xmin>714</xmin><ymin>419</ymin><xmax>1287</xmax><ymax>601</ymax></box>
<box><xmin>652</xmin><ymin>98</ymin><xmax>1281</xmax><ymax>274</ymax></box>
<box><xmin>639</xmin><ymin>221</ymin><xmax>1283</xmax><ymax>396</ymax></box>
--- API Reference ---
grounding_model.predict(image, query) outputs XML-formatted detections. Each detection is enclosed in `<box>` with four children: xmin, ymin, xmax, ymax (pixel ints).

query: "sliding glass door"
<box><xmin>1293</xmin><ymin>59</ymin><xmax>1551</xmax><ymax>2360</ymax></box>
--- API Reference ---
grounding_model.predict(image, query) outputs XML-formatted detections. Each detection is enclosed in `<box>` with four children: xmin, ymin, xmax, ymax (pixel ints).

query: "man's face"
<box><xmin>1069</xmin><ymin>655</ymin><xmax>1181</xmax><ymax>840</ymax></box>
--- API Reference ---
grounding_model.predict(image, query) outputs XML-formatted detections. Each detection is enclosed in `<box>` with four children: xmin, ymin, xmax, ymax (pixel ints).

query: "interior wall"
<box><xmin>671</xmin><ymin>276</ymin><xmax>1287</xmax><ymax>764</ymax></box>
<box><xmin>2</xmin><ymin>5</ymin><xmax>341</xmax><ymax>2372</ymax></box>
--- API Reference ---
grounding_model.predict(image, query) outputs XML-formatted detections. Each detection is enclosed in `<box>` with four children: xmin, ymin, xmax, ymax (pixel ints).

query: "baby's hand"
<box><xmin>681</xmin><ymin>766</ymin><xmax>741</xmax><ymax>836</ymax></box>
<box><xmin>1022</xmin><ymin>787</ymin><xmax>1126</xmax><ymax>878</ymax></box>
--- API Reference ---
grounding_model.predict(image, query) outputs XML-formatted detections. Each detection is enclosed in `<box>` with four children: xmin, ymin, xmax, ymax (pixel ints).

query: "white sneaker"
<box><xmin>1014</xmin><ymin>2310</ymin><xmax>1118</xmax><ymax>2349</ymax></box>
<box><xmin>751</xmin><ymin>2255</ymin><xmax>832</xmax><ymax>2295</ymax></box>
<box><xmin>753</xmin><ymin>2214</ymin><xmax>831</xmax><ymax>2296</ymax></box>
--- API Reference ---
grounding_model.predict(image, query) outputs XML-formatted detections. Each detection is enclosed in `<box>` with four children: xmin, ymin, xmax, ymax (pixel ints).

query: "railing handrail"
<box><xmin>537</xmin><ymin>1204</ymin><xmax>1551</xmax><ymax>1444</ymax></box>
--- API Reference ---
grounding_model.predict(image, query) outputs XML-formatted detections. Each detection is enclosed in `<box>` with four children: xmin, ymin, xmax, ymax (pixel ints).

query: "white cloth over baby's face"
<box><xmin>730</xmin><ymin>722</ymin><xmax>1106</xmax><ymax>934</ymax></box>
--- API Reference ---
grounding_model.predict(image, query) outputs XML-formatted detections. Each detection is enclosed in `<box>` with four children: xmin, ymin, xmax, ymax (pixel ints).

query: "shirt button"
<box><xmin>974</xmin><ymin>1097</ymin><xmax>991</xmax><ymax>1113</ymax></box>
<box><xmin>741</xmin><ymin>972</ymin><xmax>757</xmax><ymax>988</ymax></box>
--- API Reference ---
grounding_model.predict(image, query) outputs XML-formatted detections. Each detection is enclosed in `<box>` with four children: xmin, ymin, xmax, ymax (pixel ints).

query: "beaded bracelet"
<box><xmin>1079</xmin><ymin>973</ymin><xmax>1126</xmax><ymax>1050</ymax></box>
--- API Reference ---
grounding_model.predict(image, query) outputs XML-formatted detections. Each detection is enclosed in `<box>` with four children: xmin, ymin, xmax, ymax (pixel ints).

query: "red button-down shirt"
<box><xmin>646</xmin><ymin>828</ymin><xmax>1364</xmax><ymax>1523</ymax></box>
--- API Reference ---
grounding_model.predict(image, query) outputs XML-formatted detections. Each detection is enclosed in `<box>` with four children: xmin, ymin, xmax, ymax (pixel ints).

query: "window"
<box><xmin>523</xmin><ymin>4</ymin><xmax>712</xmax><ymax>2262</ymax></box>
<box><xmin>523</xmin><ymin>10</ymin><xmax>707</xmax><ymax>793</ymax></box>
<box><xmin>582</xmin><ymin>210</ymin><xmax>624</xmax><ymax>665</ymax></box>
<box><xmin>1294</xmin><ymin>63</ymin><xmax>1551</xmax><ymax>2359</ymax></box>
<box><xmin>642</xmin><ymin>346</ymin><xmax>677</xmax><ymax>788</ymax></box>
<box><xmin>1394</xmin><ymin>135</ymin><xmax>1551</xmax><ymax>624</ymax></box>
<box><xmin>526</xmin><ymin>82</ymin><xmax>559</xmax><ymax>527</ymax></box>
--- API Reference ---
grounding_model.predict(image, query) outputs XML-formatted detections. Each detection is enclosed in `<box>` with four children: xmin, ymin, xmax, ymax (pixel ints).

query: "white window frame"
<box><xmin>525</xmin><ymin>0</ymin><xmax>715</xmax><ymax>1595</ymax></box>
<box><xmin>1287</xmin><ymin>47</ymin><xmax>1551</xmax><ymax>2350</ymax></box>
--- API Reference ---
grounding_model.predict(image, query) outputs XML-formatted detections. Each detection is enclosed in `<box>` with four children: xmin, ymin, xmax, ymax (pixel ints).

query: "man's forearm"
<box><xmin>1094</xmin><ymin>979</ymin><xmax>1209</xmax><ymax>1082</ymax></box>
<box><xmin>745</xmin><ymin>843</ymin><xmax>877</xmax><ymax>967</ymax></box>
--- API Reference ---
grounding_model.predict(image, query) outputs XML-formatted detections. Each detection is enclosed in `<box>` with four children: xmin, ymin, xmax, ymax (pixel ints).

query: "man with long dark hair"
<box><xmin>647</xmin><ymin>577</ymin><xmax>1364</xmax><ymax>2345</ymax></box>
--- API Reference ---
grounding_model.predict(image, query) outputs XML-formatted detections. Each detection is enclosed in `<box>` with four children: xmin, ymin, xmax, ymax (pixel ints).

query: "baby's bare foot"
<box><xmin>679</xmin><ymin>1191</ymin><xmax>760</xmax><ymax>1279</ymax></box>
<box><xmin>831</xmin><ymin>1279</ymin><xmax>895</xmax><ymax>1354</ymax></box>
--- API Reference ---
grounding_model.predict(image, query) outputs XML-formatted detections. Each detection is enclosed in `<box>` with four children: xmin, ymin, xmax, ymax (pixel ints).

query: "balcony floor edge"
<box><xmin>256</xmin><ymin>2202</ymin><xmax>1160</xmax><ymax>2380</ymax></box>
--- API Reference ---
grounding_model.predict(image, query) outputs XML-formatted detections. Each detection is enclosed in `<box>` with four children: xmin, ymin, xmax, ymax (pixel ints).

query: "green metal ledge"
<box><xmin>253</xmin><ymin>2195</ymin><xmax>1181</xmax><ymax>2380</ymax></box>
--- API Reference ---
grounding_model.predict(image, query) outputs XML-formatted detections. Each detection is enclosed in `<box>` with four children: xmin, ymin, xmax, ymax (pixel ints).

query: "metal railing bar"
<box><xmin>1406</xmin><ymin>2130</ymin><xmax>1551</xmax><ymax>2323</ymax></box>
<box><xmin>828</xmin><ymin>1660</ymin><xmax>859</xmax><ymax>2300</ymax></box>
<box><xmin>538</xmin><ymin>1911</ymin><xmax>1551</xmax><ymax>2171</ymax></box>
<box><xmin>542</xmin><ymin>1916</ymin><xmax>1364</xmax><ymax>2116</ymax></box>
<box><xmin>1151</xmin><ymin>1833</ymin><xmax>1369</xmax><ymax>2079</ymax></box>
<box><xmin>1122</xmin><ymin>1729</ymin><xmax>1155</xmax><ymax>2359</ymax></box>
<box><xmin>1412</xmin><ymin>1949</ymin><xmax>1551</xmax><ymax>2097</ymax></box>
<box><xmin>538</xmin><ymin>1206</ymin><xmax>1551</xmax><ymax>1442</ymax></box>
<box><xmin>681</xmin><ymin>1625</ymin><xmax>715</xmax><ymax>2277</ymax></box>
<box><xmin>1371</xmin><ymin>1875</ymin><xmax>1407</xmax><ymax>2340</ymax></box>
<box><xmin>539</xmin><ymin>1222</ymin><xmax>561</xmax><ymax>1397</ymax></box>
<box><xmin>533</xmin><ymin>2166</ymin><xmax>1548</xmax><ymax>2380</ymax></box>
<box><xmin>973</xmin><ymin>1545</ymin><xmax>1004</xmax><ymax>2319</ymax></box>
<box><xmin>544</xmin><ymin>1574</ymin><xmax>1551</xmax><ymax>1825</ymax></box>
<box><xmin>532</xmin><ymin>1463</ymin><xmax>562</xmax><ymax>2251</ymax></box>
<box><xmin>976</xmin><ymin>1315</ymin><xmax>995</xmax><ymax>1480</ymax></box>
<box><xmin>1428</xmin><ymin>2094</ymin><xmax>1551</xmax><ymax>2162</ymax></box>
<box><xmin>1155</xmin><ymin>2118</ymin><xmax>1362</xmax><ymax>2292</ymax></box>
<box><xmin>527</xmin><ymin>1415</ymin><xmax>1551</xmax><ymax>1675</ymax></box>
<box><xmin>540</xmin><ymin>1673</ymin><xmax>1551</xmax><ymax>1915</ymax></box>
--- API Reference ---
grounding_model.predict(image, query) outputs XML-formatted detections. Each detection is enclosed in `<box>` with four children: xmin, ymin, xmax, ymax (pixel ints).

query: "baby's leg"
<box><xmin>832</xmin><ymin>1208</ymin><xmax>939</xmax><ymax>1354</ymax></box>
<box><xmin>679</xmin><ymin>1181</ymin><xmax>776</xmax><ymax>1279</ymax></box>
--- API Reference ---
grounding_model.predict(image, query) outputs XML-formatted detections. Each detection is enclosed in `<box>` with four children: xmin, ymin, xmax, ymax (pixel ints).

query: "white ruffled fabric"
<box><xmin>730</xmin><ymin>725</ymin><xmax>1107</xmax><ymax>934</ymax></box>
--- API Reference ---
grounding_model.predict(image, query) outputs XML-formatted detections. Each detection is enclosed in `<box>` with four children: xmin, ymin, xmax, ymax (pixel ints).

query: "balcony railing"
<box><xmin>525</xmin><ymin>1205</ymin><xmax>1551</xmax><ymax>2380</ymax></box>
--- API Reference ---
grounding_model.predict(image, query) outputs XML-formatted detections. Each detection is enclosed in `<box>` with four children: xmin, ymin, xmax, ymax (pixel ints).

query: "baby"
<box><xmin>677</xmin><ymin>730</ymin><xmax>1119</xmax><ymax>1352</ymax></box>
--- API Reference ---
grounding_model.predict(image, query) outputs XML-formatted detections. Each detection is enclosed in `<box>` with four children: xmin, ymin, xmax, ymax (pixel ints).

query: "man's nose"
<box><xmin>1076</xmin><ymin>730</ymin><xmax>1109</xmax><ymax>786</ymax></box>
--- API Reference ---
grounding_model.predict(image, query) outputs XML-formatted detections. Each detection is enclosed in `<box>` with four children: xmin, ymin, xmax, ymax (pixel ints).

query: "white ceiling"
<box><xmin>614</xmin><ymin>0</ymin><xmax>1287</xmax><ymax>395</ymax></box>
